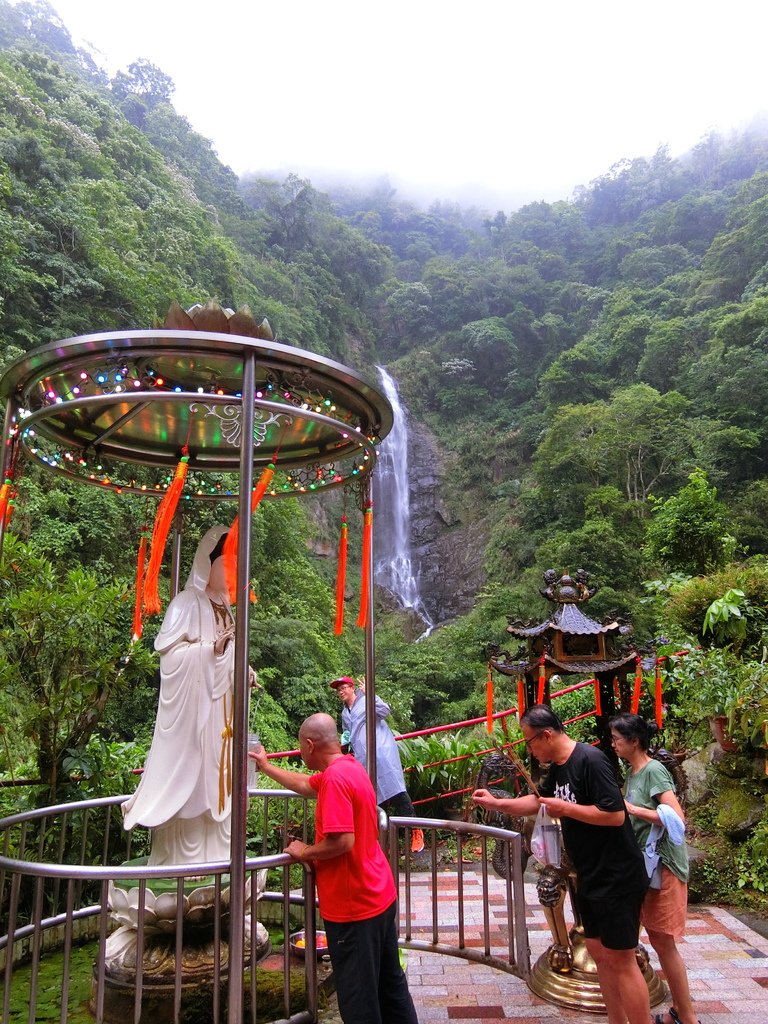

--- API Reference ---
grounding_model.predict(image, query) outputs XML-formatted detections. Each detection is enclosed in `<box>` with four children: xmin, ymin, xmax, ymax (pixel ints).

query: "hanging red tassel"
<box><xmin>654</xmin><ymin>660</ymin><xmax>663</xmax><ymax>729</ymax></box>
<box><xmin>333</xmin><ymin>515</ymin><xmax>348</xmax><ymax>635</ymax></box>
<box><xmin>356</xmin><ymin>502</ymin><xmax>373</xmax><ymax>628</ymax></box>
<box><xmin>594</xmin><ymin>678</ymin><xmax>602</xmax><ymax>716</ymax></box>
<box><xmin>223</xmin><ymin>463</ymin><xmax>275</xmax><ymax>604</ymax></box>
<box><xmin>143</xmin><ymin>452</ymin><xmax>190</xmax><ymax>615</ymax></box>
<box><xmin>0</xmin><ymin>478</ymin><xmax>11</xmax><ymax>524</ymax></box>
<box><xmin>537</xmin><ymin>655</ymin><xmax>546</xmax><ymax>704</ymax></box>
<box><xmin>132</xmin><ymin>532</ymin><xmax>148</xmax><ymax>641</ymax></box>
<box><xmin>631</xmin><ymin>656</ymin><xmax>642</xmax><ymax>714</ymax></box>
<box><xmin>486</xmin><ymin>664</ymin><xmax>494</xmax><ymax>734</ymax></box>
<box><xmin>3</xmin><ymin>495</ymin><xmax>15</xmax><ymax>526</ymax></box>
<box><xmin>517</xmin><ymin>676</ymin><xmax>526</xmax><ymax>719</ymax></box>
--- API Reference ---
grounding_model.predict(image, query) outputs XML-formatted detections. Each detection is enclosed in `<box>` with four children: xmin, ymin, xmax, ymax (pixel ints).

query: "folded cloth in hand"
<box><xmin>656</xmin><ymin>803</ymin><xmax>686</xmax><ymax>845</ymax></box>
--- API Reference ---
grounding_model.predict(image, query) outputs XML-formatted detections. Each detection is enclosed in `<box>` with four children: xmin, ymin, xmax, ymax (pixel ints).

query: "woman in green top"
<box><xmin>610</xmin><ymin>713</ymin><xmax>699</xmax><ymax>1024</ymax></box>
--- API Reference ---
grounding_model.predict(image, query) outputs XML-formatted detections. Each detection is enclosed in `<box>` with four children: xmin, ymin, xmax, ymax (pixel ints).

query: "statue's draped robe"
<box><xmin>123</xmin><ymin>526</ymin><xmax>234</xmax><ymax>865</ymax></box>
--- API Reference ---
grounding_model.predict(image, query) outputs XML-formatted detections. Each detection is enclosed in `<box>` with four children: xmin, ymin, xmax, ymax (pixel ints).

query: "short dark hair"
<box><xmin>609</xmin><ymin>712</ymin><xmax>658</xmax><ymax>751</ymax></box>
<box><xmin>520</xmin><ymin>704</ymin><xmax>564</xmax><ymax>732</ymax></box>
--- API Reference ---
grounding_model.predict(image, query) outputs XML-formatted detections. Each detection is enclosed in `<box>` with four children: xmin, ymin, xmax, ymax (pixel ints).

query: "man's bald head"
<box><xmin>299</xmin><ymin>713</ymin><xmax>341</xmax><ymax>751</ymax></box>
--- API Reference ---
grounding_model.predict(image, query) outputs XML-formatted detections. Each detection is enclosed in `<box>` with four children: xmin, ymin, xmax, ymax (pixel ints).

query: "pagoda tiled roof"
<box><xmin>507</xmin><ymin>601</ymin><xmax>621</xmax><ymax>638</ymax></box>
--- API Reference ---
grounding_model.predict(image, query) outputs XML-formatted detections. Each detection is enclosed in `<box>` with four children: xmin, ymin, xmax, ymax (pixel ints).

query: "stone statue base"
<box><xmin>95</xmin><ymin>864</ymin><xmax>270</xmax><ymax>1022</ymax></box>
<box><xmin>91</xmin><ymin>922</ymin><xmax>271</xmax><ymax>1024</ymax></box>
<box><xmin>527</xmin><ymin>925</ymin><xmax>667</xmax><ymax>1013</ymax></box>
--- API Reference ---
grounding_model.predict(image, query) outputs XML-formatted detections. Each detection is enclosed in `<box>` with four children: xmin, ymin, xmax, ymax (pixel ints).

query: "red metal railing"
<box><xmin>127</xmin><ymin>653</ymin><xmax>690</xmax><ymax>795</ymax></box>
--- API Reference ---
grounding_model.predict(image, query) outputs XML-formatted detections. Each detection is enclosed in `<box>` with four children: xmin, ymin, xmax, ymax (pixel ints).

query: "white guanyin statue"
<box><xmin>122</xmin><ymin>524</ymin><xmax>238</xmax><ymax>865</ymax></box>
<box><xmin>109</xmin><ymin>525</ymin><xmax>270</xmax><ymax>980</ymax></box>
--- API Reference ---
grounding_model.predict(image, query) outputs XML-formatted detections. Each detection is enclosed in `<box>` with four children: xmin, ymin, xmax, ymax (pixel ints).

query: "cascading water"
<box><xmin>374</xmin><ymin>367</ymin><xmax>434</xmax><ymax>633</ymax></box>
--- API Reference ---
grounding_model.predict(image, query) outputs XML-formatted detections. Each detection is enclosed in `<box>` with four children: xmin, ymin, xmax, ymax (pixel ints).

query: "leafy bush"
<box><xmin>737</xmin><ymin>814</ymin><xmax>768</xmax><ymax>895</ymax></box>
<box><xmin>662</xmin><ymin>561</ymin><xmax>768</xmax><ymax>654</ymax></box>
<box><xmin>63</xmin><ymin>735</ymin><xmax>149</xmax><ymax>800</ymax></box>
<box><xmin>399</xmin><ymin>725</ymin><xmax>511</xmax><ymax>816</ymax></box>
<box><xmin>644</xmin><ymin>469</ymin><xmax>733</xmax><ymax>575</ymax></box>
<box><xmin>549</xmin><ymin>681</ymin><xmax>601</xmax><ymax>743</ymax></box>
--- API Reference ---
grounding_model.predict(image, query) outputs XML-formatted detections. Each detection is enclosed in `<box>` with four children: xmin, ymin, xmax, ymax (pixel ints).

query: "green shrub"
<box><xmin>737</xmin><ymin>814</ymin><xmax>768</xmax><ymax>895</ymax></box>
<box><xmin>399</xmin><ymin>724</ymin><xmax>512</xmax><ymax>816</ymax></box>
<box><xmin>663</xmin><ymin>561</ymin><xmax>768</xmax><ymax>655</ymax></box>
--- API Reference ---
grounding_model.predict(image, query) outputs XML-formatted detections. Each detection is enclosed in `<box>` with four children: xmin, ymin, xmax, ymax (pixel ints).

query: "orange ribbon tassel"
<box><xmin>143</xmin><ymin>454</ymin><xmax>189</xmax><ymax>615</ymax></box>
<box><xmin>132</xmin><ymin>533</ymin><xmax>148</xmax><ymax>641</ymax></box>
<box><xmin>594</xmin><ymin>678</ymin><xmax>602</xmax><ymax>716</ymax></box>
<box><xmin>0</xmin><ymin>479</ymin><xmax>11</xmax><ymax>524</ymax></box>
<box><xmin>537</xmin><ymin>656</ymin><xmax>546</xmax><ymax>704</ymax></box>
<box><xmin>517</xmin><ymin>676</ymin><xmax>526</xmax><ymax>719</ymax></box>
<box><xmin>654</xmin><ymin>661</ymin><xmax>663</xmax><ymax>728</ymax></box>
<box><xmin>631</xmin><ymin>656</ymin><xmax>643</xmax><ymax>714</ymax></box>
<box><xmin>334</xmin><ymin>516</ymin><xmax>348</xmax><ymax>635</ymax></box>
<box><xmin>223</xmin><ymin>463</ymin><xmax>275</xmax><ymax>604</ymax></box>
<box><xmin>356</xmin><ymin>504</ymin><xmax>373</xmax><ymax>628</ymax></box>
<box><xmin>486</xmin><ymin>665</ymin><xmax>494</xmax><ymax>733</ymax></box>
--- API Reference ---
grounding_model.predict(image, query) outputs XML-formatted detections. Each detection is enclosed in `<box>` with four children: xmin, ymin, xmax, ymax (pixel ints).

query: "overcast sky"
<box><xmin>46</xmin><ymin>0</ymin><xmax>768</xmax><ymax>212</ymax></box>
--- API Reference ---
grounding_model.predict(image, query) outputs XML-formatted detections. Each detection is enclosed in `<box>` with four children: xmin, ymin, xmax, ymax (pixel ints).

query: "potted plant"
<box><xmin>664</xmin><ymin>645</ymin><xmax>746</xmax><ymax>751</ymax></box>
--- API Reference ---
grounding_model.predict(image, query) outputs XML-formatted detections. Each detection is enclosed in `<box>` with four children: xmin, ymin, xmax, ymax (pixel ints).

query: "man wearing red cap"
<box><xmin>330</xmin><ymin>676</ymin><xmax>424</xmax><ymax>854</ymax></box>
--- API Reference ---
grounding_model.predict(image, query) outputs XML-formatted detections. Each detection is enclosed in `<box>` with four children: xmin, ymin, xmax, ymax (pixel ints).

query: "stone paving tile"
<box><xmin>317</xmin><ymin>871</ymin><xmax>768</xmax><ymax>1024</ymax></box>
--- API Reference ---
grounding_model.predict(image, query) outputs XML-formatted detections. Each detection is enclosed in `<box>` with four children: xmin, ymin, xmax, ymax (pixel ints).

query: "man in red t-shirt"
<box><xmin>251</xmin><ymin>713</ymin><xmax>418</xmax><ymax>1024</ymax></box>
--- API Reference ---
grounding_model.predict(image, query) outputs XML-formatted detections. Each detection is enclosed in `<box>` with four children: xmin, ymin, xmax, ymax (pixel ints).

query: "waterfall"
<box><xmin>374</xmin><ymin>367</ymin><xmax>433</xmax><ymax>633</ymax></box>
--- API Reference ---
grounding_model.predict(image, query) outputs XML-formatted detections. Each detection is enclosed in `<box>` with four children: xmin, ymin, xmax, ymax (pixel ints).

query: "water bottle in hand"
<box><xmin>247</xmin><ymin>733</ymin><xmax>263</xmax><ymax>789</ymax></box>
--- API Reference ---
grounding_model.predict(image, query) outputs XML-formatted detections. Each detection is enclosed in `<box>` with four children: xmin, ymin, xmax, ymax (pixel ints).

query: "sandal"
<box><xmin>654</xmin><ymin>1009</ymin><xmax>701</xmax><ymax>1024</ymax></box>
<box><xmin>653</xmin><ymin>1010</ymin><xmax>677</xmax><ymax>1024</ymax></box>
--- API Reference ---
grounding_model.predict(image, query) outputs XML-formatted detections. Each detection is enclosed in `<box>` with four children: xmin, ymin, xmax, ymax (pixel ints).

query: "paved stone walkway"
<box><xmin>318</xmin><ymin>870</ymin><xmax>768</xmax><ymax>1023</ymax></box>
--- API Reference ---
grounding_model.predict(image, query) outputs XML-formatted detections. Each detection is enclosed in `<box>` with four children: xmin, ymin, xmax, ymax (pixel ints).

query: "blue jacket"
<box><xmin>341</xmin><ymin>691</ymin><xmax>407</xmax><ymax>803</ymax></box>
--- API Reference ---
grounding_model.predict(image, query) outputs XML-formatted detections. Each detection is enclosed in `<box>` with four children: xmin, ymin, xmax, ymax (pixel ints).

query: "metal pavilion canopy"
<box><xmin>0</xmin><ymin>329</ymin><xmax>393</xmax><ymax>496</ymax></box>
<box><xmin>0</xmin><ymin>325</ymin><xmax>394</xmax><ymax>1024</ymax></box>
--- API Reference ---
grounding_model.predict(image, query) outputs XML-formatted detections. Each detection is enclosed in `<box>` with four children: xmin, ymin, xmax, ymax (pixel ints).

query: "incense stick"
<box><xmin>504</xmin><ymin>745</ymin><xmax>540</xmax><ymax>797</ymax></box>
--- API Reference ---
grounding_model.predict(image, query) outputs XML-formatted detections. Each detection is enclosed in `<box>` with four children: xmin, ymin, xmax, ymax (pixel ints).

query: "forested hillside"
<box><xmin>2</xmin><ymin>0</ymin><xmax>768</xmax><ymax>784</ymax></box>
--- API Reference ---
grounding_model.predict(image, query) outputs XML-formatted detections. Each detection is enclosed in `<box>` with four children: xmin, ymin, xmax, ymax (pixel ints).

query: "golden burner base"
<box><xmin>527</xmin><ymin>936</ymin><xmax>667</xmax><ymax>1014</ymax></box>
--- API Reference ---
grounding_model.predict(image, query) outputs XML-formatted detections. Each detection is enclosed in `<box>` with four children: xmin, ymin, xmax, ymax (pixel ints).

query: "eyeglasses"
<box><xmin>523</xmin><ymin>730</ymin><xmax>547</xmax><ymax>747</ymax></box>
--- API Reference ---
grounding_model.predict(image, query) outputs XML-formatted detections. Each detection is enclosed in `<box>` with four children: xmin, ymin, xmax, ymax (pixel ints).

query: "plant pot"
<box><xmin>710</xmin><ymin>715</ymin><xmax>738</xmax><ymax>752</ymax></box>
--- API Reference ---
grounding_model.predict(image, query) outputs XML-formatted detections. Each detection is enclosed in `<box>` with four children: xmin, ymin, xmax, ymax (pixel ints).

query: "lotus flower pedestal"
<box><xmin>91</xmin><ymin>869</ymin><xmax>270</xmax><ymax>1023</ymax></box>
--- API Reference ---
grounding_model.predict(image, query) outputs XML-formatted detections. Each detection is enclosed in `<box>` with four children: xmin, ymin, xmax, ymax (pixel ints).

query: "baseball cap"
<box><xmin>329</xmin><ymin>676</ymin><xmax>355</xmax><ymax>689</ymax></box>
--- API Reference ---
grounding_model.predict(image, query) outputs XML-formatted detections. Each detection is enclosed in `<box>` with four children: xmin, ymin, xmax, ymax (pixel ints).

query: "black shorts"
<box><xmin>575</xmin><ymin>889</ymin><xmax>644</xmax><ymax>950</ymax></box>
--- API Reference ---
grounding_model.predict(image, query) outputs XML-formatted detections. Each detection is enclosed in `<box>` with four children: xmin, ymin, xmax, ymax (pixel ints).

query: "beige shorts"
<box><xmin>641</xmin><ymin>865</ymin><xmax>688</xmax><ymax>939</ymax></box>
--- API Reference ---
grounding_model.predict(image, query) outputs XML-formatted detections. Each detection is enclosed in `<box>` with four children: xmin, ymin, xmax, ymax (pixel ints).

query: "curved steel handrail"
<box><xmin>0</xmin><ymin>791</ymin><xmax>318</xmax><ymax>1024</ymax></box>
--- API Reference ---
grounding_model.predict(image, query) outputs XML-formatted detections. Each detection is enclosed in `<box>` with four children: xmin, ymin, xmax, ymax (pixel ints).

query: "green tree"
<box><xmin>644</xmin><ymin>469</ymin><xmax>733</xmax><ymax>574</ymax></box>
<box><xmin>111</xmin><ymin>59</ymin><xmax>175</xmax><ymax>128</ymax></box>
<box><xmin>459</xmin><ymin>317</ymin><xmax>517</xmax><ymax>393</ymax></box>
<box><xmin>535</xmin><ymin>384</ymin><xmax>695</xmax><ymax>507</ymax></box>
<box><xmin>384</xmin><ymin>282</ymin><xmax>435</xmax><ymax>340</ymax></box>
<box><xmin>0</xmin><ymin>537</ymin><xmax>155</xmax><ymax>797</ymax></box>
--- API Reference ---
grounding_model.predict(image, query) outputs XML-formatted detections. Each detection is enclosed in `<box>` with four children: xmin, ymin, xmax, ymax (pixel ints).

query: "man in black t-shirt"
<box><xmin>473</xmin><ymin>704</ymin><xmax>650</xmax><ymax>1024</ymax></box>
